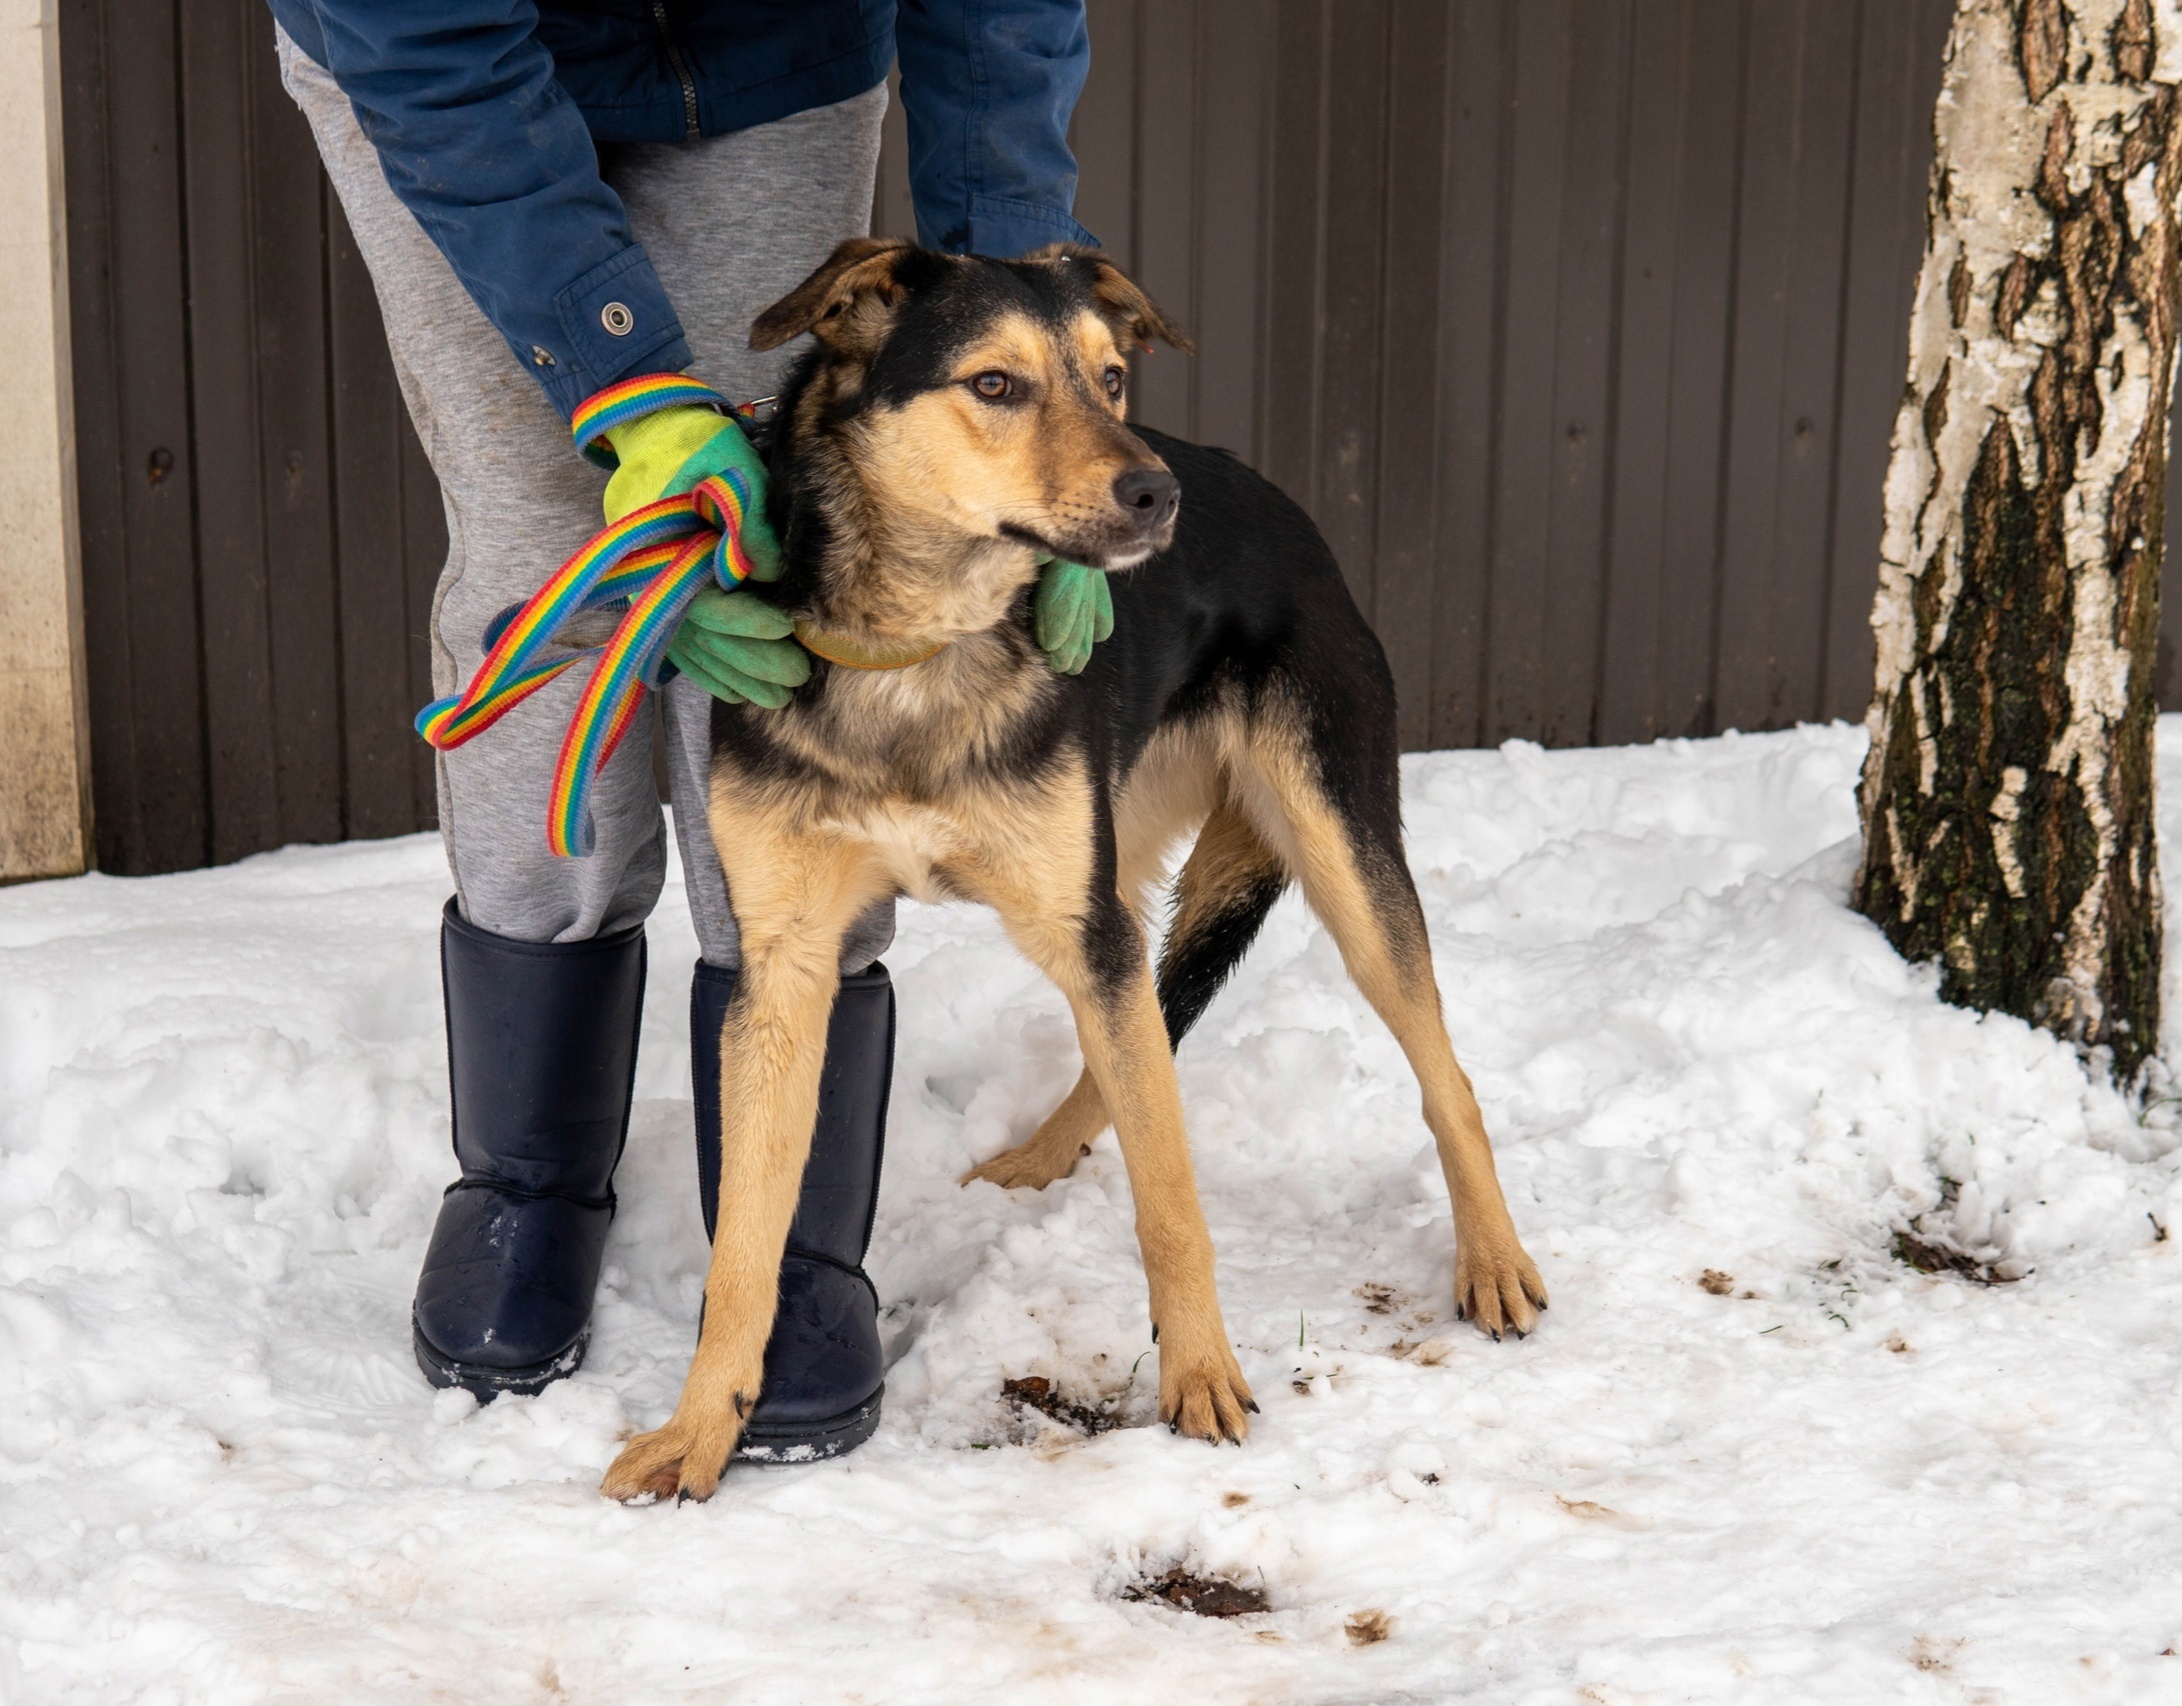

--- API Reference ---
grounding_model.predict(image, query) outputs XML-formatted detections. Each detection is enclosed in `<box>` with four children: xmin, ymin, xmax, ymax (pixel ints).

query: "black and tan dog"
<box><xmin>601</xmin><ymin>239</ymin><xmax>1547</xmax><ymax>1502</ymax></box>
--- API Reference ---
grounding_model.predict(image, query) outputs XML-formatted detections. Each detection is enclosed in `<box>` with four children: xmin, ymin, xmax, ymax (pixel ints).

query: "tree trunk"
<box><xmin>1856</xmin><ymin>0</ymin><xmax>2182</xmax><ymax>1081</ymax></box>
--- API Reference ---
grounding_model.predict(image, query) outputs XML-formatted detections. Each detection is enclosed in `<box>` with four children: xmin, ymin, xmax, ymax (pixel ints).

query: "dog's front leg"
<box><xmin>984</xmin><ymin>859</ymin><xmax>1254</xmax><ymax>1442</ymax></box>
<box><xmin>602</xmin><ymin>832</ymin><xmax>886</xmax><ymax>1504</ymax></box>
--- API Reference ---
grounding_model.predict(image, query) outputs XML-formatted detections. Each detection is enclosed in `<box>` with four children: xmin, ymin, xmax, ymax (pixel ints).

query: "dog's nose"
<box><xmin>1113</xmin><ymin>466</ymin><xmax>1180</xmax><ymax>532</ymax></box>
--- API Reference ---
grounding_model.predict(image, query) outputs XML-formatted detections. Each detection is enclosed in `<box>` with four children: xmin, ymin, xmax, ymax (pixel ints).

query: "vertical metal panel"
<box><xmin>1650</xmin><ymin>0</ymin><xmax>1749</xmax><ymax>741</ymax></box>
<box><xmin>62</xmin><ymin>0</ymin><xmax>208</xmax><ymax>874</ymax></box>
<box><xmin>179</xmin><ymin>0</ymin><xmax>284</xmax><ymax>861</ymax></box>
<box><xmin>1187</xmin><ymin>0</ymin><xmax>1271</xmax><ymax>464</ymax></box>
<box><xmin>1485</xmin><ymin>0</ymin><xmax>1575</xmax><ymax>745</ymax></box>
<box><xmin>1313</xmin><ymin>0</ymin><xmax>1393</xmax><ymax>629</ymax></box>
<box><xmin>1598</xmin><ymin>0</ymin><xmax>1703</xmax><ymax>746</ymax></box>
<box><xmin>1259</xmin><ymin>0</ymin><xmax>1332</xmax><ymax>515</ymax></box>
<box><xmin>1373</xmin><ymin>0</ymin><xmax>1454</xmax><ymax>753</ymax></box>
<box><xmin>1823</xmin><ymin>0</ymin><xmax>1958</xmax><ymax>720</ymax></box>
<box><xmin>1068</xmin><ymin>4</ymin><xmax>1138</xmax><ymax>267</ymax></box>
<box><xmin>1715</xmin><ymin>0</ymin><xmax>1862</xmax><ymax>731</ymax></box>
<box><xmin>1538</xmin><ymin>0</ymin><xmax>1633</xmax><ymax>747</ymax></box>
<box><xmin>1125</xmin><ymin>0</ymin><xmax>1197</xmax><ymax>435</ymax></box>
<box><xmin>1429</xmin><ymin>0</ymin><xmax>1516</xmax><ymax>752</ymax></box>
<box><xmin>180</xmin><ymin>0</ymin><xmax>350</xmax><ymax>860</ymax></box>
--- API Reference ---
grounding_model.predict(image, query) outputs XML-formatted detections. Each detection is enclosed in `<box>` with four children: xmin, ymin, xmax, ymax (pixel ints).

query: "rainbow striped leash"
<box><xmin>415</xmin><ymin>377</ymin><xmax>764</xmax><ymax>858</ymax></box>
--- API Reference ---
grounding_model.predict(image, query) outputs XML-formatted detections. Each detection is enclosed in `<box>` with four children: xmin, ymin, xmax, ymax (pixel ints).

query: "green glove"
<box><xmin>601</xmin><ymin>403</ymin><xmax>783</xmax><ymax>581</ymax></box>
<box><xmin>604</xmin><ymin>402</ymin><xmax>801</xmax><ymax>709</ymax></box>
<box><xmin>665</xmin><ymin>584</ymin><xmax>811</xmax><ymax>710</ymax></box>
<box><xmin>1034</xmin><ymin>557</ymin><xmax>1115</xmax><ymax>675</ymax></box>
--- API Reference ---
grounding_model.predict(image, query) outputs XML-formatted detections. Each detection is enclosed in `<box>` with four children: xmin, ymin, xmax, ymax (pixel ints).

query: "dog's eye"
<box><xmin>1104</xmin><ymin>366</ymin><xmax>1126</xmax><ymax>399</ymax></box>
<box><xmin>970</xmin><ymin>372</ymin><xmax>1013</xmax><ymax>401</ymax></box>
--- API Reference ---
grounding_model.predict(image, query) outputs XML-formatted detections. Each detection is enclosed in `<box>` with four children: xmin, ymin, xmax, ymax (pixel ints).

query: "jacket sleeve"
<box><xmin>894</xmin><ymin>0</ymin><xmax>1096</xmax><ymax>258</ymax></box>
<box><xmin>296</xmin><ymin>0</ymin><xmax>691</xmax><ymax>421</ymax></box>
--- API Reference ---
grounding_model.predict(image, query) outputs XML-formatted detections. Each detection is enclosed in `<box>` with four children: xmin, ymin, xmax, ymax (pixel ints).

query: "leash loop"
<box><xmin>415</xmin><ymin>379</ymin><xmax>762</xmax><ymax>859</ymax></box>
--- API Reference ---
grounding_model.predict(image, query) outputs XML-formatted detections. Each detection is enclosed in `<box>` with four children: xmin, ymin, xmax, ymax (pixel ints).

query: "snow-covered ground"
<box><xmin>6</xmin><ymin>721</ymin><xmax>2182</xmax><ymax>1703</ymax></box>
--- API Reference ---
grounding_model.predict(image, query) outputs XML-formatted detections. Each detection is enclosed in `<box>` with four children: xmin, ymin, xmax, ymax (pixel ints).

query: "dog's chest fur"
<box><xmin>720</xmin><ymin>632</ymin><xmax>1098</xmax><ymax>908</ymax></box>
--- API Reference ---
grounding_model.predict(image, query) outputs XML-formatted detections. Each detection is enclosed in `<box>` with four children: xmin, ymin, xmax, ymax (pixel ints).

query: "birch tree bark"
<box><xmin>1856</xmin><ymin>0</ymin><xmax>2182</xmax><ymax>1080</ymax></box>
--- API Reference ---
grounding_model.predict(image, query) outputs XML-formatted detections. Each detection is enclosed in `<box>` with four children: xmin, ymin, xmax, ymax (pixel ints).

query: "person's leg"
<box><xmin>280</xmin><ymin>34</ymin><xmax>668</xmax><ymax>942</ymax></box>
<box><xmin>278</xmin><ymin>32</ymin><xmax>658</xmax><ymax>1396</ymax></box>
<box><xmin>609</xmin><ymin>90</ymin><xmax>900</xmax><ymax>1456</ymax></box>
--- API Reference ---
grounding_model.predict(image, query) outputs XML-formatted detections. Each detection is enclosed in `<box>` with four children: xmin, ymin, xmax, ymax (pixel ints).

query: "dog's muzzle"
<box><xmin>1113</xmin><ymin>466</ymin><xmax>1180</xmax><ymax>537</ymax></box>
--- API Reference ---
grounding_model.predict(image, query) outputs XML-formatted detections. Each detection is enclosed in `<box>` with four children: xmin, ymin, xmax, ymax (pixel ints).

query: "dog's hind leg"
<box><xmin>602</xmin><ymin>822</ymin><xmax>892</xmax><ymax>1503</ymax></box>
<box><xmin>963</xmin><ymin>797</ymin><xmax>1287</xmax><ymax>1191</ymax></box>
<box><xmin>1236</xmin><ymin>718</ymin><xmax>1547</xmax><ymax>1339</ymax></box>
<box><xmin>962</xmin><ymin>1068</ymin><xmax>1106</xmax><ymax>1190</ymax></box>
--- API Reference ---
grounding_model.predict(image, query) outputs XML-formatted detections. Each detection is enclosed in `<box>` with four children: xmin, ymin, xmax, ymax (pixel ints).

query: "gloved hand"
<box><xmin>603</xmin><ymin>402</ymin><xmax>800</xmax><ymax>709</ymax></box>
<box><xmin>1034</xmin><ymin>556</ymin><xmax>1114</xmax><ymax>675</ymax></box>
<box><xmin>665</xmin><ymin>584</ymin><xmax>810</xmax><ymax>710</ymax></box>
<box><xmin>601</xmin><ymin>405</ymin><xmax>782</xmax><ymax>581</ymax></box>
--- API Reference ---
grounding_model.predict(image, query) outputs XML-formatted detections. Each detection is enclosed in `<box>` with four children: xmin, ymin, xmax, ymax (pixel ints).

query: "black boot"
<box><xmin>691</xmin><ymin>959</ymin><xmax>893</xmax><ymax>1461</ymax></box>
<box><xmin>412</xmin><ymin>900</ymin><xmax>646</xmax><ymax>1400</ymax></box>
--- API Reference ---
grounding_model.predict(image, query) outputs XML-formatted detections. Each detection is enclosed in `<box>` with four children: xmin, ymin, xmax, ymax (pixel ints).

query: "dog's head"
<box><xmin>752</xmin><ymin>239</ymin><xmax>1190</xmax><ymax>572</ymax></box>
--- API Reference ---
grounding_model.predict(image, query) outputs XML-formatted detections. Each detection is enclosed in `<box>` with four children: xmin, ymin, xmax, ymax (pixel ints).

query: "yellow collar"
<box><xmin>792</xmin><ymin>620</ymin><xmax>949</xmax><ymax>671</ymax></box>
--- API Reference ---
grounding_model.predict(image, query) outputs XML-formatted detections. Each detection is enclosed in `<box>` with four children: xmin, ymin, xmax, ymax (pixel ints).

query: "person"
<box><xmin>268</xmin><ymin>0</ymin><xmax>1107</xmax><ymax>1460</ymax></box>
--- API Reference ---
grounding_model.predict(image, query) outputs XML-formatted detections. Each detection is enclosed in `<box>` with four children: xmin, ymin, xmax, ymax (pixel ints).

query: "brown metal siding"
<box><xmin>62</xmin><ymin>0</ymin><xmax>445</xmax><ymax>875</ymax></box>
<box><xmin>63</xmin><ymin>0</ymin><xmax>2026</xmax><ymax>876</ymax></box>
<box><xmin>934</xmin><ymin>0</ymin><xmax>1959</xmax><ymax>754</ymax></box>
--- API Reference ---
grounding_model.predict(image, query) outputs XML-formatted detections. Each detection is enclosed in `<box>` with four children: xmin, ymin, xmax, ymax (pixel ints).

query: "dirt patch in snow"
<box><xmin>1001</xmin><ymin>1375</ymin><xmax>1123</xmax><ymax>1436</ymax></box>
<box><xmin>1892</xmin><ymin>1228</ymin><xmax>2014</xmax><ymax>1286</ymax></box>
<box><xmin>1122</xmin><ymin>1569</ymin><xmax>1269</xmax><ymax>1619</ymax></box>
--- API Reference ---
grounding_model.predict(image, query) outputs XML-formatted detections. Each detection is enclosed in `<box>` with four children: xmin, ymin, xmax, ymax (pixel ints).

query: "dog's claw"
<box><xmin>602</xmin><ymin>1411</ymin><xmax>742</xmax><ymax>1504</ymax></box>
<box><xmin>1158</xmin><ymin>1343</ymin><xmax>1256</xmax><ymax>1446</ymax></box>
<box><xmin>1453</xmin><ymin>1232</ymin><xmax>1548</xmax><ymax>1342</ymax></box>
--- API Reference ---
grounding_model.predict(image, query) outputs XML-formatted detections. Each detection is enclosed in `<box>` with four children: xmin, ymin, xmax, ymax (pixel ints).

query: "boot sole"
<box><xmin>415</xmin><ymin>1316</ymin><xmax>880</xmax><ymax>1461</ymax></box>
<box><xmin>413</xmin><ymin>1317</ymin><xmax>587</xmax><ymax>1401</ymax></box>
<box><xmin>736</xmin><ymin>1388</ymin><xmax>884</xmax><ymax>1464</ymax></box>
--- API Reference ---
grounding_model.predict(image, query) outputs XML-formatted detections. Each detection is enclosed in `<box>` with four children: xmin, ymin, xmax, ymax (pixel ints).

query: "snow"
<box><xmin>7</xmin><ymin>720</ymin><xmax>2182</xmax><ymax>1703</ymax></box>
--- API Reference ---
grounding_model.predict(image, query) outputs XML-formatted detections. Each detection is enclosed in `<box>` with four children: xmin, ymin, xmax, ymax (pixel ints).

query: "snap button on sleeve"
<box><xmin>531</xmin><ymin>345</ymin><xmax>557</xmax><ymax>367</ymax></box>
<box><xmin>601</xmin><ymin>302</ymin><xmax>635</xmax><ymax>336</ymax></box>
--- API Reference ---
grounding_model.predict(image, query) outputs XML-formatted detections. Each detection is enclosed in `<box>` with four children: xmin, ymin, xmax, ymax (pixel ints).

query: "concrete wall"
<box><xmin>0</xmin><ymin>0</ymin><xmax>85</xmax><ymax>880</ymax></box>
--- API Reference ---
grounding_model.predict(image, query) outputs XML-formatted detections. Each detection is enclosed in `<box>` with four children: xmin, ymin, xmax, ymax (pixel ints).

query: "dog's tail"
<box><xmin>1156</xmin><ymin>797</ymin><xmax>1289</xmax><ymax>1050</ymax></box>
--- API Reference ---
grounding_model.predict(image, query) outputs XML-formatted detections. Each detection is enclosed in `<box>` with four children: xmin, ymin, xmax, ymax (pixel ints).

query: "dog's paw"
<box><xmin>1453</xmin><ymin>1235</ymin><xmax>1548</xmax><ymax>1340</ymax></box>
<box><xmin>1159</xmin><ymin>1340</ymin><xmax>1256</xmax><ymax>1445</ymax></box>
<box><xmin>600</xmin><ymin>1408</ymin><xmax>743</xmax><ymax>1504</ymax></box>
<box><xmin>960</xmin><ymin>1129</ymin><xmax>1090</xmax><ymax>1191</ymax></box>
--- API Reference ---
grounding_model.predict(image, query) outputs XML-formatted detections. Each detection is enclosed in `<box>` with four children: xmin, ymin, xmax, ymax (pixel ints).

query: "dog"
<box><xmin>600</xmin><ymin>238</ymin><xmax>1547</xmax><ymax>1502</ymax></box>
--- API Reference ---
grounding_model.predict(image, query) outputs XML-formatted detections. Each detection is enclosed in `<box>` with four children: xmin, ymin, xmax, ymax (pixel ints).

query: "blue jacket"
<box><xmin>273</xmin><ymin>1</ymin><xmax>1093</xmax><ymax>419</ymax></box>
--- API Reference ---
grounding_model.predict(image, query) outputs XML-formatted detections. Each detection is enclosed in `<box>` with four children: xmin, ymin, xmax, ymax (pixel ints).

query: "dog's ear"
<box><xmin>1029</xmin><ymin>242</ymin><xmax>1194</xmax><ymax>354</ymax></box>
<box><xmin>750</xmin><ymin>237</ymin><xmax>916</xmax><ymax>352</ymax></box>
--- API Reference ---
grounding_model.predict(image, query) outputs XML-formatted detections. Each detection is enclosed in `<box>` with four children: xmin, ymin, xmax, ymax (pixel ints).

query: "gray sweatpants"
<box><xmin>279</xmin><ymin>33</ymin><xmax>894</xmax><ymax>970</ymax></box>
